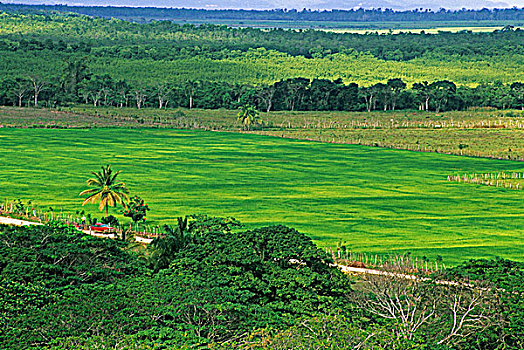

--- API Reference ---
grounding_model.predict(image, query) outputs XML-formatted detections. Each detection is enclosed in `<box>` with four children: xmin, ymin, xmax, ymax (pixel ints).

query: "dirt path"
<box><xmin>0</xmin><ymin>216</ymin><xmax>43</xmax><ymax>226</ymax></box>
<box><xmin>336</xmin><ymin>264</ymin><xmax>417</xmax><ymax>279</ymax></box>
<box><xmin>0</xmin><ymin>216</ymin><xmax>151</xmax><ymax>242</ymax></box>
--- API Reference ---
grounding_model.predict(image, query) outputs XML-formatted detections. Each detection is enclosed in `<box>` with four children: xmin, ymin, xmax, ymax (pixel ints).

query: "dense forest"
<box><xmin>2</xmin><ymin>3</ymin><xmax>524</xmax><ymax>23</ymax></box>
<box><xmin>0</xmin><ymin>10</ymin><xmax>524</xmax><ymax>112</ymax></box>
<box><xmin>1</xmin><ymin>221</ymin><xmax>523</xmax><ymax>349</ymax></box>
<box><xmin>1</xmin><ymin>9</ymin><xmax>524</xmax><ymax>60</ymax></box>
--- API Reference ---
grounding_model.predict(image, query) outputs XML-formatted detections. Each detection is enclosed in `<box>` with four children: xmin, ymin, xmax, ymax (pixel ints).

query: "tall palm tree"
<box><xmin>79</xmin><ymin>165</ymin><xmax>129</xmax><ymax>218</ymax></box>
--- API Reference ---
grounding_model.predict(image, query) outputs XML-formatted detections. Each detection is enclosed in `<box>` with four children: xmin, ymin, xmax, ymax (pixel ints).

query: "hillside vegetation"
<box><xmin>1</xmin><ymin>222</ymin><xmax>522</xmax><ymax>349</ymax></box>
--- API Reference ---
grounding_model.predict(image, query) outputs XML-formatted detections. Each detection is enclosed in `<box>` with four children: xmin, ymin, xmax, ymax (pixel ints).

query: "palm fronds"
<box><xmin>79</xmin><ymin>164</ymin><xmax>129</xmax><ymax>216</ymax></box>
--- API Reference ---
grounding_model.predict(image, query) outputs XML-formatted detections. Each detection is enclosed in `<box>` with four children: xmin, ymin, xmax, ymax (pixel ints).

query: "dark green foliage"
<box><xmin>149</xmin><ymin>215</ymin><xmax>242</xmax><ymax>271</ymax></box>
<box><xmin>150</xmin><ymin>217</ymin><xmax>194</xmax><ymax>271</ymax></box>
<box><xmin>101</xmin><ymin>214</ymin><xmax>119</xmax><ymax>226</ymax></box>
<box><xmin>3</xmin><ymin>66</ymin><xmax>523</xmax><ymax>112</ymax></box>
<box><xmin>0</xmin><ymin>221</ymin><xmax>350</xmax><ymax>349</ymax></box>
<box><xmin>170</xmin><ymin>225</ymin><xmax>351</xmax><ymax>316</ymax></box>
<box><xmin>186</xmin><ymin>214</ymin><xmax>242</xmax><ymax>236</ymax></box>
<box><xmin>0</xmin><ymin>223</ymin><xmax>144</xmax><ymax>348</ymax></box>
<box><xmin>22</xmin><ymin>273</ymin><xmax>280</xmax><ymax>347</ymax></box>
<box><xmin>0</xmin><ymin>224</ymin><xmax>522</xmax><ymax>349</ymax></box>
<box><xmin>0</xmin><ymin>222</ymin><xmax>139</xmax><ymax>287</ymax></box>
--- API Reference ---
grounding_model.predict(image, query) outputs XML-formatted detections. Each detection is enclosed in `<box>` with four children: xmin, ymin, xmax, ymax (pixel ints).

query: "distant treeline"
<box><xmin>2</xmin><ymin>14</ymin><xmax>524</xmax><ymax>61</ymax></box>
<box><xmin>2</xmin><ymin>3</ymin><xmax>524</xmax><ymax>23</ymax></box>
<box><xmin>3</xmin><ymin>69</ymin><xmax>523</xmax><ymax>112</ymax></box>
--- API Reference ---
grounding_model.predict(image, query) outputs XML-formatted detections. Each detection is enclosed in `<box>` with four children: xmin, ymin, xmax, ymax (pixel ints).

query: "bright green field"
<box><xmin>1</xmin><ymin>128</ymin><xmax>523</xmax><ymax>264</ymax></box>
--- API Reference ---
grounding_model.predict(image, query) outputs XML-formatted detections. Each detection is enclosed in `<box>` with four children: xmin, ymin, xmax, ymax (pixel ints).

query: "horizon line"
<box><xmin>2</xmin><ymin>2</ymin><xmax>524</xmax><ymax>12</ymax></box>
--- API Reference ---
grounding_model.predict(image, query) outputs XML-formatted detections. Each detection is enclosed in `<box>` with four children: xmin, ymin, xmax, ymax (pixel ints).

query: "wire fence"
<box><xmin>326</xmin><ymin>247</ymin><xmax>446</xmax><ymax>273</ymax></box>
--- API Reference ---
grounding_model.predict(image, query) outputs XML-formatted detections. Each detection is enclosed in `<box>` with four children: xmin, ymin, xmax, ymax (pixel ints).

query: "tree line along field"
<box><xmin>1</xmin><ymin>127</ymin><xmax>523</xmax><ymax>265</ymax></box>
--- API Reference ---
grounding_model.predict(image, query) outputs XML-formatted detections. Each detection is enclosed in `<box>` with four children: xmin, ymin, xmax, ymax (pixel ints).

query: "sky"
<box><xmin>4</xmin><ymin>0</ymin><xmax>524</xmax><ymax>10</ymax></box>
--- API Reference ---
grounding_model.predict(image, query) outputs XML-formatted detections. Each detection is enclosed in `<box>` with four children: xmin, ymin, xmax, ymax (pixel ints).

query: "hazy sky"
<box><xmin>5</xmin><ymin>0</ymin><xmax>524</xmax><ymax>10</ymax></box>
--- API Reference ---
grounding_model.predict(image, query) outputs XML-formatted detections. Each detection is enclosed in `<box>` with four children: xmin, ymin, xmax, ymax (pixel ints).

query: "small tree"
<box><xmin>256</xmin><ymin>85</ymin><xmax>276</xmax><ymax>113</ymax></box>
<box><xmin>123</xmin><ymin>195</ymin><xmax>150</xmax><ymax>226</ymax></box>
<box><xmin>150</xmin><ymin>217</ymin><xmax>193</xmax><ymax>271</ymax></box>
<box><xmin>149</xmin><ymin>215</ymin><xmax>241</xmax><ymax>271</ymax></box>
<box><xmin>236</xmin><ymin>105</ymin><xmax>260</xmax><ymax>130</ymax></box>
<box><xmin>101</xmin><ymin>214</ymin><xmax>119</xmax><ymax>227</ymax></box>
<box><xmin>387</xmin><ymin>78</ymin><xmax>406</xmax><ymax>111</ymax></box>
<box><xmin>13</xmin><ymin>78</ymin><xmax>30</xmax><ymax>107</ymax></box>
<box><xmin>29</xmin><ymin>75</ymin><xmax>47</xmax><ymax>107</ymax></box>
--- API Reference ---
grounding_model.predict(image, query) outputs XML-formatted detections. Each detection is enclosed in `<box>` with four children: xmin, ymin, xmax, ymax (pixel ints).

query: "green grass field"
<box><xmin>62</xmin><ymin>106</ymin><xmax>524</xmax><ymax>160</ymax></box>
<box><xmin>6</xmin><ymin>106</ymin><xmax>524</xmax><ymax>161</ymax></box>
<box><xmin>1</xmin><ymin>128</ymin><xmax>523</xmax><ymax>264</ymax></box>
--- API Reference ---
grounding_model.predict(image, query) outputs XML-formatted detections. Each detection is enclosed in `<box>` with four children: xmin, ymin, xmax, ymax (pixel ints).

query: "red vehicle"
<box><xmin>89</xmin><ymin>223</ymin><xmax>115</xmax><ymax>233</ymax></box>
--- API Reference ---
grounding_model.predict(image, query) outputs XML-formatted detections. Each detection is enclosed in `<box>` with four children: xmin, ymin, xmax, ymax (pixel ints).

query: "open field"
<box><xmin>4</xmin><ymin>106</ymin><xmax>524</xmax><ymax>161</ymax></box>
<box><xmin>0</xmin><ymin>106</ymin><xmax>166</xmax><ymax>128</ymax></box>
<box><xmin>65</xmin><ymin>106</ymin><xmax>524</xmax><ymax>130</ymax></box>
<box><xmin>1</xmin><ymin>128</ymin><xmax>523</xmax><ymax>264</ymax></box>
<box><xmin>70</xmin><ymin>106</ymin><xmax>524</xmax><ymax>160</ymax></box>
<box><xmin>166</xmin><ymin>19</ymin><xmax>524</xmax><ymax>32</ymax></box>
<box><xmin>326</xmin><ymin>26</ymin><xmax>524</xmax><ymax>34</ymax></box>
<box><xmin>257</xmin><ymin>128</ymin><xmax>524</xmax><ymax>161</ymax></box>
